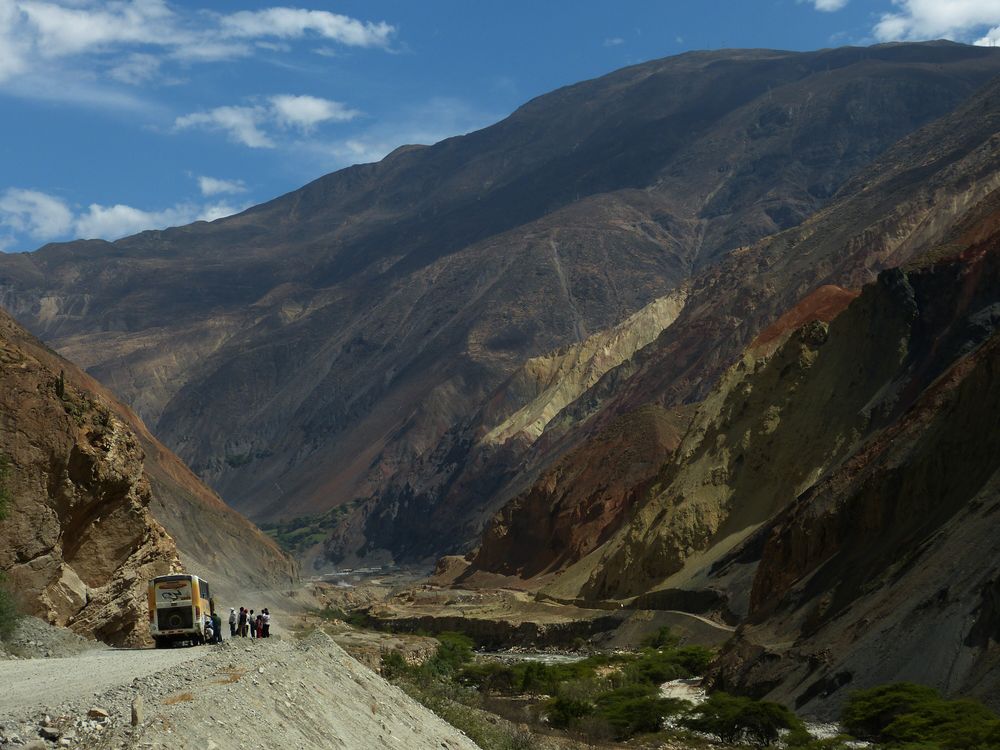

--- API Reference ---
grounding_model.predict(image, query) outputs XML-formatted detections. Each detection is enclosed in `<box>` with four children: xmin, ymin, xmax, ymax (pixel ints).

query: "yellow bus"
<box><xmin>147</xmin><ymin>574</ymin><xmax>214</xmax><ymax>648</ymax></box>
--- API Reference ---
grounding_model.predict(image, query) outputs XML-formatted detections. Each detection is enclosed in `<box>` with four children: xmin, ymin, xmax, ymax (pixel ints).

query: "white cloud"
<box><xmin>269</xmin><ymin>94</ymin><xmax>360</xmax><ymax>131</ymax></box>
<box><xmin>197</xmin><ymin>176</ymin><xmax>247</xmax><ymax>196</ymax></box>
<box><xmin>0</xmin><ymin>188</ymin><xmax>73</xmax><ymax>238</ymax></box>
<box><xmin>74</xmin><ymin>200</ymin><xmax>239</xmax><ymax>238</ymax></box>
<box><xmin>176</xmin><ymin>95</ymin><xmax>360</xmax><ymax>146</ymax></box>
<box><xmin>873</xmin><ymin>0</ymin><xmax>1000</xmax><ymax>42</ymax></box>
<box><xmin>175</xmin><ymin>105</ymin><xmax>274</xmax><ymax>148</ymax></box>
<box><xmin>809</xmin><ymin>0</ymin><xmax>848</xmax><ymax>11</ymax></box>
<box><xmin>108</xmin><ymin>52</ymin><xmax>161</xmax><ymax>84</ymax></box>
<box><xmin>978</xmin><ymin>25</ymin><xmax>1000</xmax><ymax>44</ymax></box>
<box><xmin>603</xmin><ymin>37</ymin><xmax>624</xmax><ymax>47</ymax></box>
<box><xmin>18</xmin><ymin>0</ymin><xmax>172</xmax><ymax>58</ymax></box>
<box><xmin>219</xmin><ymin>8</ymin><xmax>394</xmax><ymax>48</ymax></box>
<box><xmin>0</xmin><ymin>186</ymin><xmax>246</xmax><ymax>248</ymax></box>
<box><xmin>0</xmin><ymin>0</ymin><xmax>397</xmax><ymax>97</ymax></box>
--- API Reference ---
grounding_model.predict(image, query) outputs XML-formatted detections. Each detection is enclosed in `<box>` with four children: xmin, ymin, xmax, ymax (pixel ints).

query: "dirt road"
<box><xmin>0</xmin><ymin>631</ymin><xmax>479</xmax><ymax>750</ymax></box>
<box><xmin>0</xmin><ymin>646</ymin><xmax>201</xmax><ymax>714</ymax></box>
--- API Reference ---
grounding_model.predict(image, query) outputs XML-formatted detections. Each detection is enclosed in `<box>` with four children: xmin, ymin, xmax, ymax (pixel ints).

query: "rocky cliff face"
<box><xmin>460</xmin><ymin>60</ymin><xmax>1000</xmax><ymax>579</ymax></box>
<box><xmin>0</xmin><ymin>309</ymin><xmax>296</xmax><ymax>645</ymax></box>
<box><xmin>449</xmin><ymin>53</ymin><xmax>1000</xmax><ymax>584</ymax></box>
<box><xmin>0</xmin><ymin>309</ymin><xmax>180</xmax><ymax>646</ymax></box>
<box><xmin>709</xmin><ymin>221</ymin><xmax>1000</xmax><ymax>715</ymax></box>
<box><xmin>471</xmin><ymin>403</ymin><xmax>692</xmax><ymax>579</ymax></box>
<box><xmin>2</xmin><ymin>43</ymin><xmax>998</xmax><ymax>565</ymax></box>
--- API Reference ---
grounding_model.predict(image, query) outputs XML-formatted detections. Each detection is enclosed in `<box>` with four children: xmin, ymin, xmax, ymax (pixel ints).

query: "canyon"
<box><xmin>1</xmin><ymin>40</ymin><xmax>1000</xmax><ymax>721</ymax></box>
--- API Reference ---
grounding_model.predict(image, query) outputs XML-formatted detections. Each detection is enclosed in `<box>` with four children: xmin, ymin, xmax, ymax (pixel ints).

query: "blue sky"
<box><xmin>2</xmin><ymin>0</ymin><xmax>1000</xmax><ymax>252</ymax></box>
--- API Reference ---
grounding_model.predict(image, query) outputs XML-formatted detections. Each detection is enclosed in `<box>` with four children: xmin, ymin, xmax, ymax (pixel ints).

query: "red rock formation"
<box><xmin>472</xmin><ymin>404</ymin><xmax>692</xmax><ymax>579</ymax></box>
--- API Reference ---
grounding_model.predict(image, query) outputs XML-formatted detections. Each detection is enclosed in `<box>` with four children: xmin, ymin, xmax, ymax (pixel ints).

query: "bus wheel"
<box><xmin>153</xmin><ymin>638</ymin><xmax>169</xmax><ymax>649</ymax></box>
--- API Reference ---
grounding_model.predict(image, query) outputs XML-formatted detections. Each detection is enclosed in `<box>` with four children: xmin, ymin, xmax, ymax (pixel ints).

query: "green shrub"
<box><xmin>380</xmin><ymin>650</ymin><xmax>408</xmax><ymax>679</ymax></box>
<box><xmin>842</xmin><ymin>682</ymin><xmax>941</xmax><ymax>739</ymax></box>
<box><xmin>843</xmin><ymin>683</ymin><xmax>1000</xmax><ymax>749</ymax></box>
<box><xmin>683</xmin><ymin>692</ymin><xmax>802</xmax><ymax>747</ymax></box>
<box><xmin>594</xmin><ymin>685</ymin><xmax>687</xmax><ymax>739</ymax></box>
<box><xmin>546</xmin><ymin>696</ymin><xmax>593</xmax><ymax>728</ymax></box>
<box><xmin>434</xmin><ymin>632</ymin><xmax>475</xmax><ymax>670</ymax></box>
<box><xmin>643</xmin><ymin>626</ymin><xmax>681</xmax><ymax>649</ymax></box>
<box><xmin>316</xmin><ymin>605</ymin><xmax>369</xmax><ymax>628</ymax></box>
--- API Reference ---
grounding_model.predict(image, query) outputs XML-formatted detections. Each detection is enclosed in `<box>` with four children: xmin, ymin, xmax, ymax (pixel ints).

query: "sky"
<box><xmin>2</xmin><ymin>0</ymin><xmax>1000</xmax><ymax>253</ymax></box>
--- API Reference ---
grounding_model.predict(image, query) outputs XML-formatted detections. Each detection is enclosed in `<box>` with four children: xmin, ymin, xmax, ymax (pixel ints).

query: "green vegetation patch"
<box><xmin>842</xmin><ymin>682</ymin><xmax>1000</xmax><ymax>749</ymax></box>
<box><xmin>454</xmin><ymin>633</ymin><xmax>715</xmax><ymax>741</ymax></box>
<box><xmin>259</xmin><ymin>501</ymin><xmax>361</xmax><ymax>555</ymax></box>
<box><xmin>682</xmin><ymin>691</ymin><xmax>803</xmax><ymax>747</ymax></box>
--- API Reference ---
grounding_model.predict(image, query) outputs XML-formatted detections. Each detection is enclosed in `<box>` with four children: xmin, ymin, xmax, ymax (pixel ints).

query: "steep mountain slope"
<box><xmin>707</xmin><ymin>214</ymin><xmax>1000</xmax><ymax>715</ymax></box>
<box><xmin>0</xmin><ymin>308</ymin><xmax>295</xmax><ymax>645</ymax></box>
<box><xmin>2</xmin><ymin>44</ymin><xmax>998</xmax><ymax>561</ymax></box>
<box><xmin>0</xmin><ymin>309</ymin><xmax>178</xmax><ymax>646</ymax></box>
<box><xmin>382</xmin><ymin>49</ymin><xmax>1000</xmax><ymax>568</ymax></box>
<box><xmin>566</xmin><ymin>71</ymin><xmax>1000</xmax><ymax>602</ymax></box>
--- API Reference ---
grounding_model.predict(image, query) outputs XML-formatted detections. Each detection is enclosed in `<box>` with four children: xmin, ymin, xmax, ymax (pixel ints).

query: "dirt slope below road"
<box><xmin>0</xmin><ymin>631</ymin><xmax>479</xmax><ymax>750</ymax></box>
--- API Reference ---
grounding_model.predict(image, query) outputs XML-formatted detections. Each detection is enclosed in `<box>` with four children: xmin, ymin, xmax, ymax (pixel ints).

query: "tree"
<box><xmin>683</xmin><ymin>692</ymin><xmax>803</xmax><ymax>747</ymax></box>
<box><xmin>842</xmin><ymin>683</ymin><xmax>1000</xmax><ymax>749</ymax></box>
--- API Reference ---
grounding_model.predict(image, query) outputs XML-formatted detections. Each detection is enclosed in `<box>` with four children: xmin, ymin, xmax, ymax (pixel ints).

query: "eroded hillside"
<box><xmin>0</xmin><ymin>309</ymin><xmax>295</xmax><ymax>644</ymax></box>
<box><xmin>2</xmin><ymin>43</ymin><xmax>998</xmax><ymax>566</ymax></box>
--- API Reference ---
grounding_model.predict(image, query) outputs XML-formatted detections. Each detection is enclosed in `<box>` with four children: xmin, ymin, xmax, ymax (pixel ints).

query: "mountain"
<box><xmin>374</xmin><ymin>43</ymin><xmax>1000</xmax><ymax>567</ymax></box>
<box><xmin>461</xmin><ymin>75</ymin><xmax>1000</xmax><ymax>711</ymax></box>
<box><xmin>0</xmin><ymin>309</ymin><xmax>295</xmax><ymax>645</ymax></box>
<box><xmin>3</xmin><ymin>43</ymin><xmax>1000</xmax><ymax>566</ymax></box>
<box><xmin>710</xmin><ymin>212</ymin><xmax>1000</xmax><ymax>715</ymax></box>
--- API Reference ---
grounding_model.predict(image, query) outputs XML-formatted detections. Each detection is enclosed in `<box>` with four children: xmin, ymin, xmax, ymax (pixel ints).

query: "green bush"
<box><xmin>842</xmin><ymin>682</ymin><xmax>940</xmax><ymax>739</ymax></box>
<box><xmin>546</xmin><ymin>696</ymin><xmax>593</xmax><ymax>728</ymax></box>
<box><xmin>594</xmin><ymin>685</ymin><xmax>688</xmax><ymax>739</ymax></box>
<box><xmin>380</xmin><ymin>650</ymin><xmax>408</xmax><ymax>679</ymax></box>
<box><xmin>683</xmin><ymin>692</ymin><xmax>802</xmax><ymax>747</ymax></box>
<box><xmin>624</xmin><ymin>645</ymin><xmax>713</xmax><ymax>684</ymax></box>
<box><xmin>843</xmin><ymin>683</ymin><xmax>1000</xmax><ymax>749</ymax></box>
<box><xmin>433</xmin><ymin>632</ymin><xmax>475</xmax><ymax>670</ymax></box>
<box><xmin>643</xmin><ymin>626</ymin><xmax>681</xmax><ymax>649</ymax></box>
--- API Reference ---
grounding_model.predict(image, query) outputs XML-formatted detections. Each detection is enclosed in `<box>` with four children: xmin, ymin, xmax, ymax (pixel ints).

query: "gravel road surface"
<box><xmin>0</xmin><ymin>646</ymin><xmax>201</xmax><ymax>715</ymax></box>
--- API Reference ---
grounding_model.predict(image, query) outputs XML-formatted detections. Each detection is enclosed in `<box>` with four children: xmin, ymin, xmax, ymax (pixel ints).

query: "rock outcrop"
<box><xmin>0</xmin><ymin>309</ymin><xmax>296</xmax><ymax>645</ymax></box>
<box><xmin>709</xmin><ymin>219</ymin><xmax>1000</xmax><ymax>715</ymax></box>
<box><xmin>471</xmin><ymin>404</ymin><xmax>692</xmax><ymax>579</ymax></box>
<box><xmin>2</xmin><ymin>43</ymin><xmax>999</xmax><ymax>566</ymax></box>
<box><xmin>460</xmin><ymin>63</ymin><xmax>1000</xmax><ymax>598</ymax></box>
<box><xmin>0</xmin><ymin>309</ymin><xmax>180</xmax><ymax>646</ymax></box>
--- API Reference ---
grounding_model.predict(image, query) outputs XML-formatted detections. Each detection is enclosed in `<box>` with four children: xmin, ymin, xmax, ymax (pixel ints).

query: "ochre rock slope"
<box><xmin>0</xmin><ymin>309</ymin><xmax>295</xmax><ymax>644</ymax></box>
<box><xmin>0</xmin><ymin>309</ymin><xmax>179</xmax><ymax>646</ymax></box>
<box><xmin>471</xmin><ymin>403</ymin><xmax>693</xmax><ymax>579</ymax></box>
<box><xmin>2</xmin><ymin>44</ymin><xmax>998</xmax><ymax>566</ymax></box>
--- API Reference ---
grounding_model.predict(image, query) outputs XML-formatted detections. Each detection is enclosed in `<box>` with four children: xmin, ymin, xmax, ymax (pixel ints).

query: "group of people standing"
<box><xmin>229</xmin><ymin>606</ymin><xmax>271</xmax><ymax>639</ymax></box>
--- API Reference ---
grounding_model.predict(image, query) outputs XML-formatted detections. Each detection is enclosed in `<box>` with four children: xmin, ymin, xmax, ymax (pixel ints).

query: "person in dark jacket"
<box><xmin>238</xmin><ymin>607</ymin><xmax>248</xmax><ymax>637</ymax></box>
<box><xmin>211</xmin><ymin>610</ymin><xmax>223</xmax><ymax>644</ymax></box>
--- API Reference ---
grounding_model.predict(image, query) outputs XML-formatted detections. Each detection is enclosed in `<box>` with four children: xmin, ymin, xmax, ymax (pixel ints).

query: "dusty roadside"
<box><xmin>0</xmin><ymin>629</ymin><xmax>479</xmax><ymax>750</ymax></box>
